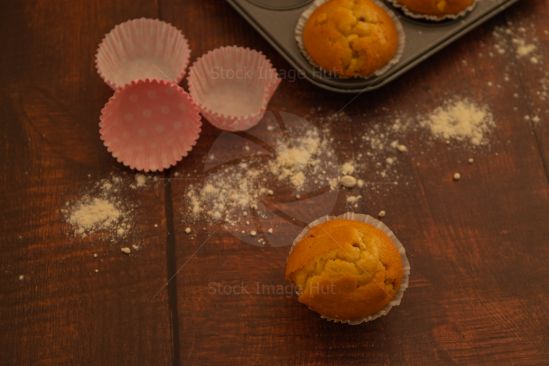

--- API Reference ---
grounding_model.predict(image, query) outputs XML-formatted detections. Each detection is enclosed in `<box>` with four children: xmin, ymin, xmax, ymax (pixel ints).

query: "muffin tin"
<box><xmin>227</xmin><ymin>0</ymin><xmax>519</xmax><ymax>93</ymax></box>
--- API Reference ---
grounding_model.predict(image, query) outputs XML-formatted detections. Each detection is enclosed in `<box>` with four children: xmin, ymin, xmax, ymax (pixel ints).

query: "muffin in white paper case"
<box><xmin>387</xmin><ymin>0</ymin><xmax>477</xmax><ymax>21</ymax></box>
<box><xmin>286</xmin><ymin>212</ymin><xmax>410</xmax><ymax>325</ymax></box>
<box><xmin>295</xmin><ymin>0</ymin><xmax>405</xmax><ymax>79</ymax></box>
<box><xmin>187</xmin><ymin>46</ymin><xmax>281</xmax><ymax>132</ymax></box>
<box><xmin>96</xmin><ymin>18</ymin><xmax>191</xmax><ymax>89</ymax></box>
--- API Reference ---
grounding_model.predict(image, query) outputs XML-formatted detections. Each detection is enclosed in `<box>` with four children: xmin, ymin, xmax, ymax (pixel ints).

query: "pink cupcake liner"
<box><xmin>99</xmin><ymin>79</ymin><xmax>201</xmax><ymax>172</ymax></box>
<box><xmin>187</xmin><ymin>46</ymin><xmax>281</xmax><ymax>132</ymax></box>
<box><xmin>96</xmin><ymin>18</ymin><xmax>191</xmax><ymax>89</ymax></box>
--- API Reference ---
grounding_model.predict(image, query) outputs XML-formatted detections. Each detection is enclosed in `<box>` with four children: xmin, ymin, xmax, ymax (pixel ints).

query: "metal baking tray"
<box><xmin>226</xmin><ymin>0</ymin><xmax>519</xmax><ymax>93</ymax></box>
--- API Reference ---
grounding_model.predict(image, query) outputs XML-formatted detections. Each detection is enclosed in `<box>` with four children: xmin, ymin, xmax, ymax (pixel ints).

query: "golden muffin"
<box><xmin>302</xmin><ymin>0</ymin><xmax>401</xmax><ymax>78</ymax></box>
<box><xmin>393</xmin><ymin>0</ymin><xmax>476</xmax><ymax>19</ymax></box>
<box><xmin>285</xmin><ymin>218</ymin><xmax>405</xmax><ymax>322</ymax></box>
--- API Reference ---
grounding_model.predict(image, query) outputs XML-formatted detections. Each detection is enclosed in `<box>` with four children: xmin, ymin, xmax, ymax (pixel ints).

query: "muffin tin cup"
<box><xmin>99</xmin><ymin>79</ymin><xmax>202</xmax><ymax>172</ymax></box>
<box><xmin>228</xmin><ymin>0</ymin><xmax>518</xmax><ymax>93</ymax></box>
<box><xmin>295</xmin><ymin>0</ymin><xmax>406</xmax><ymax>79</ymax></box>
<box><xmin>187</xmin><ymin>46</ymin><xmax>281</xmax><ymax>132</ymax></box>
<box><xmin>290</xmin><ymin>212</ymin><xmax>411</xmax><ymax>325</ymax></box>
<box><xmin>96</xmin><ymin>18</ymin><xmax>191</xmax><ymax>89</ymax></box>
<box><xmin>387</xmin><ymin>0</ymin><xmax>477</xmax><ymax>21</ymax></box>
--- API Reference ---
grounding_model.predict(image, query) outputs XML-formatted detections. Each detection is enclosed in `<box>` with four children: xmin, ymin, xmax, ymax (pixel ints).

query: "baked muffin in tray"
<box><xmin>298</xmin><ymin>0</ymin><xmax>404</xmax><ymax>78</ymax></box>
<box><xmin>389</xmin><ymin>0</ymin><xmax>477</xmax><ymax>20</ymax></box>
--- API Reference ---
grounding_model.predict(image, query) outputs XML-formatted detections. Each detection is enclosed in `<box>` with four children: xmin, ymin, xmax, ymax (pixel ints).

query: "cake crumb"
<box><xmin>396</xmin><ymin>144</ymin><xmax>408</xmax><ymax>153</ymax></box>
<box><xmin>267</xmin><ymin>228</ymin><xmax>273</xmax><ymax>234</ymax></box>
<box><xmin>18</xmin><ymin>275</ymin><xmax>24</xmax><ymax>281</ymax></box>
<box><xmin>120</xmin><ymin>247</ymin><xmax>131</xmax><ymax>255</ymax></box>
<box><xmin>378</xmin><ymin>210</ymin><xmax>386</xmax><ymax>218</ymax></box>
<box><xmin>468</xmin><ymin>158</ymin><xmax>474</xmax><ymax>164</ymax></box>
<box><xmin>346</xmin><ymin>195</ymin><xmax>362</xmax><ymax>205</ymax></box>
<box><xmin>453</xmin><ymin>172</ymin><xmax>461</xmax><ymax>181</ymax></box>
<box><xmin>93</xmin><ymin>253</ymin><xmax>98</xmax><ymax>258</ymax></box>
<box><xmin>184</xmin><ymin>227</ymin><xmax>192</xmax><ymax>234</ymax></box>
<box><xmin>340</xmin><ymin>175</ymin><xmax>357</xmax><ymax>188</ymax></box>
<box><xmin>134</xmin><ymin>174</ymin><xmax>147</xmax><ymax>188</ymax></box>
<box><xmin>341</xmin><ymin>162</ymin><xmax>355</xmax><ymax>175</ymax></box>
<box><xmin>516</xmin><ymin>41</ymin><xmax>536</xmax><ymax>58</ymax></box>
<box><xmin>290</xmin><ymin>172</ymin><xmax>306</xmax><ymax>189</ymax></box>
<box><xmin>250</xmin><ymin>230</ymin><xmax>257</xmax><ymax>237</ymax></box>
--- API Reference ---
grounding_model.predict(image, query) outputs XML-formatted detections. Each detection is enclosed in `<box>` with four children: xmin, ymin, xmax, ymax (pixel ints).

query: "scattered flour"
<box><xmin>186</xmin><ymin>162</ymin><xmax>270</xmax><ymax>226</ymax></box>
<box><xmin>67</xmin><ymin>198</ymin><xmax>122</xmax><ymax>235</ymax></box>
<box><xmin>492</xmin><ymin>23</ymin><xmax>543</xmax><ymax>66</ymax></box>
<box><xmin>360</xmin><ymin>116</ymin><xmax>412</xmax><ymax>184</ymax></box>
<box><xmin>63</xmin><ymin>176</ymin><xmax>133</xmax><ymax>241</ymax></box>
<box><xmin>516</xmin><ymin>41</ymin><xmax>537</xmax><ymax>58</ymax></box>
<box><xmin>420</xmin><ymin>99</ymin><xmax>494</xmax><ymax>146</ymax></box>
<box><xmin>182</xmin><ymin>95</ymin><xmax>502</xmax><ymax>241</ymax></box>
<box><xmin>184</xmin><ymin>122</ymin><xmax>340</xmax><ymax>230</ymax></box>
<box><xmin>268</xmin><ymin>128</ymin><xmax>329</xmax><ymax>191</ymax></box>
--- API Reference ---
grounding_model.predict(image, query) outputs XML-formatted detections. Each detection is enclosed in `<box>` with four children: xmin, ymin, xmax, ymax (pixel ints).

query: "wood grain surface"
<box><xmin>1</xmin><ymin>0</ymin><xmax>548</xmax><ymax>365</ymax></box>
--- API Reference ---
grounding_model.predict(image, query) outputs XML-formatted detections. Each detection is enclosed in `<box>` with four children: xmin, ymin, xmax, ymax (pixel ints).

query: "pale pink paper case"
<box><xmin>187</xmin><ymin>46</ymin><xmax>281</xmax><ymax>132</ymax></box>
<box><xmin>96</xmin><ymin>18</ymin><xmax>191</xmax><ymax>89</ymax></box>
<box><xmin>100</xmin><ymin>79</ymin><xmax>201</xmax><ymax>172</ymax></box>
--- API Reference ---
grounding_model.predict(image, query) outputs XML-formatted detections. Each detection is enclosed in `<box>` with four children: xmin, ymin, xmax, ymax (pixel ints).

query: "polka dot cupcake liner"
<box><xmin>187</xmin><ymin>46</ymin><xmax>281</xmax><ymax>132</ymax></box>
<box><xmin>289</xmin><ymin>212</ymin><xmax>410</xmax><ymax>325</ymax></box>
<box><xmin>295</xmin><ymin>0</ymin><xmax>405</xmax><ymax>79</ymax></box>
<box><xmin>96</xmin><ymin>18</ymin><xmax>191</xmax><ymax>89</ymax></box>
<box><xmin>386</xmin><ymin>0</ymin><xmax>477</xmax><ymax>21</ymax></box>
<box><xmin>100</xmin><ymin>79</ymin><xmax>201</xmax><ymax>172</ymax></box>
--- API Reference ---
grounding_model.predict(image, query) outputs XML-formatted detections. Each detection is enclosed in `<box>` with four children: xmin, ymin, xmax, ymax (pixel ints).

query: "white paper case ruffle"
<box><xmin>290</xmin><ymin>212</ymin><xmax>411</xmax><ymax>325</ymax></box>
<box><xmin>295</xmin><ymin>0</ymin><xmax>406</xmax><ymax>79</ymax></box>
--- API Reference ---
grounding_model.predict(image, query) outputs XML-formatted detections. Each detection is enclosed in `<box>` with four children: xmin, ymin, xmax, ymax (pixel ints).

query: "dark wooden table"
<box><xmin>1</xmin><ymin>1</ymin><xmax>548</xmax><ymax>365</ymax></box>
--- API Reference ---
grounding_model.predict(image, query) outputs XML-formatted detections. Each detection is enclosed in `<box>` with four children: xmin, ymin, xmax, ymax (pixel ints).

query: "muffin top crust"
<box><xmin>393</xmin><ymin>0</ymin><xmax>476</xmax><ymax>18</ymax></box>
<box><xmin>302</xmin><ymin>0</ymin><xmax>400</xmax><ymax>78</ymax></box>
<box><xmin>285</xmin><ymin>219</ymin><xmax>404</xmax><ymax>321</ymax></box>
